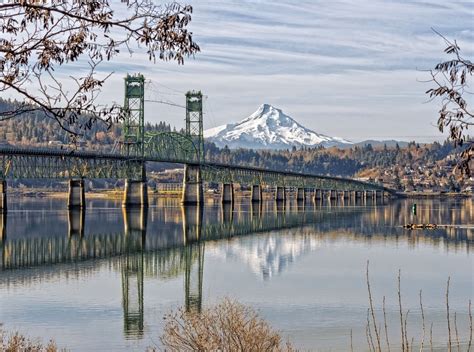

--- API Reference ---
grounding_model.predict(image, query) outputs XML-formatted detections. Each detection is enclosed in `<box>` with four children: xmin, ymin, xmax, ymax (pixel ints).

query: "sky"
<box><xmin>19</xmin><ymin>1</ymin><xmax>474</xmax><ymax>142</ymax></box>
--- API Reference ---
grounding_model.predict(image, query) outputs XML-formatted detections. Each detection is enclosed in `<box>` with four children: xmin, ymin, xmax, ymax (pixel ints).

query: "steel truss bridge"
<box><xmin>0</xmin><ymin>73</ymin><xmax>393</xmax><ymax>196</ymax></box>
<box><xmin>0</xmin><ymin>145</ymin><xmax>388</xmax><ymax>191</ymax></box>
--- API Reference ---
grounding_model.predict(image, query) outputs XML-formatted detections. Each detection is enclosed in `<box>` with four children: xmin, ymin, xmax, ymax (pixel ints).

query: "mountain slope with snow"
<box><xmin>204</xmin><ymin>104</ymin><xmax>352</xmax><ymax>150</ymax></box>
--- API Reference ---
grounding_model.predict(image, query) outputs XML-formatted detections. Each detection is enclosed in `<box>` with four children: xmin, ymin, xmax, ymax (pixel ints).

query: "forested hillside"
<box><xmin>0</xmin><ymin>98</ymin><xmax>470</xmax><ymax>192</ymax></box>
<box><xmin>0</xmin><ymin>98</ymin><xmax>173</xmax><ymax>150</ymax></box>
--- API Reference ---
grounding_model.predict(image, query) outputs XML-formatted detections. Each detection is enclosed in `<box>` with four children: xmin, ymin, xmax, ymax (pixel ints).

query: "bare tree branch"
<box><xmin>0</xmin><ymin>0</ymin><xmax>200</xmax><ymax>140</ymax></box>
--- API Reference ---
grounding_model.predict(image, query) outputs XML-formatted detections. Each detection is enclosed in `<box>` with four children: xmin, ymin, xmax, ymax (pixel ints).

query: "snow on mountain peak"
<box><xmin>204</xmin><ymin>104</ymin><xmax>352</xmax><ymax>150</ymax></box>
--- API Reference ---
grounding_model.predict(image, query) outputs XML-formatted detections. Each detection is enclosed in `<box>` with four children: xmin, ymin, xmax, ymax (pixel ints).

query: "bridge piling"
<box><xmin>314</xmin><ymin>189</ymin><xmax>322</xmax><ymax>201</ymax></box>
<box><xmin>123</xmin><ymin>179</ymin><xmax>148</xmax><ymax>208</ymax></box>
<box><xmin>275</xmin><ymin>186</ymin><xmax>286</xmax><ymax>202</ymax></box>
<box><xmin>0</xmin><ymin>180</ymin><xmax>6</xmax><ymax>213</ymax></box>
<box><xmin>330</xmin><ymin>190</ymin><xmax>337</xmax><ymax>199</ymax></box>
<box><xmin>304</xmin><ymin>188</ymin><xmax>312</xmax><ymax>202</ymax></box>
<box><xmin>68</xmin><ymin>179</ymin><xmax>85</xmax><ymax>209</ymax></box>
<box><xmin>251</xmin><ymin>185</ymin><xmax>262</xmax><ymax>203</ymax></box>
<box><xmin>296</xmin><ymin>188</ymin><xmax>305</xmax><ymax>201</ymax></box>
<box><xmin>182</xmin><ymin>165</ymin><xmax>203</xmax><ymax>205</ymax></box>
<box><xmin>221</xmin><ymin>183</ymin><xmax>234</xmax><ymax>205</ymax></box>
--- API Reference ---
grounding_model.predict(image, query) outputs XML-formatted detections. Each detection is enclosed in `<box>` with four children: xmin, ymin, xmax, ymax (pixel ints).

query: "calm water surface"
<box><xmin>0</xmin><ymin>197</ymin><xmax>472</xmax><ymax>351</ymax></box>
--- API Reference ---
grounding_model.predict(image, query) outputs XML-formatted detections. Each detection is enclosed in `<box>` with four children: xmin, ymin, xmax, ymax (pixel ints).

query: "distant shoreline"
<box><xmin>396</xmin><ymin>191</ymin><xmax>472</xmax><ymax>199</ymax></box>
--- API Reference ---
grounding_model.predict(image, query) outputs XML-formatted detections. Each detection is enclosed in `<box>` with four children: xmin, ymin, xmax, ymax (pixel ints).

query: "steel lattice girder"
<box><xmin>0</xmin><ymin>147</ymin><xmax>391</xmax><ymax>193</ymax></box>
<box><xmin>0</xmin><ymin>149</ymin><xmax>142</xmax><ymax>180</ymax></box>
<box><xmin>199</xmin><ymin>163</ymin><xmax>387</xmax><ymax>192</ymax></box>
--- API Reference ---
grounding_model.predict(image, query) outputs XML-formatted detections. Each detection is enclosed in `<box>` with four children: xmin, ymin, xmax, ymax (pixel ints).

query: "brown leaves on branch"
<box><xmin>426</xmin><ymin>30</ymin><xmax>473</xmax><ymax>176</ymax></box>
<box><xmin>0</xmin><ymin>0</ymin><xmax>200</xmax><ymax>138</ymax></box>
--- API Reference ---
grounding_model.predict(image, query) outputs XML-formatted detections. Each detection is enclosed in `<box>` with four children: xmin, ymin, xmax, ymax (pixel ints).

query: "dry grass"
<box><xmin>365</xmin><ymin>261</ymin><xmax>473</xmax><ymax>351</ymax></box>
<box><xmin>155</xmin><ymin>298</ymin><xmax>295</xmax><ymax>352</ymax></box>
<box><xmin>0</xmin><ymin>326</ymin><xmax>62</xmax><ymax>352</ymax></box>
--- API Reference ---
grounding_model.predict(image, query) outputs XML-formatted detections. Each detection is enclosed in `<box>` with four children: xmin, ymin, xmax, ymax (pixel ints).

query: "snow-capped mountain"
<box><xmin>204</xmin><ymin>104</ymin><xmax>352</xmax><ymax>150</ymax></box>
<box><xmin>208</xmin><ymin>228</ymin><xmax>322</xmax><ymax>280</ymax></box>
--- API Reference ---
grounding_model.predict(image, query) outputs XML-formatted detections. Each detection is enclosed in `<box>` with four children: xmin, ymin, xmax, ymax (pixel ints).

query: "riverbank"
<box><xmin>396</xmin><ymin>191</ymin><xmax>472</xmax><ymax>198</ymax></box>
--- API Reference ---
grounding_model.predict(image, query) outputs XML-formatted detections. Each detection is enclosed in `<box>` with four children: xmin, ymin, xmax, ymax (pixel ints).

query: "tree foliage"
<box><xmin>0</xmin><ymin>0</ymin><xmax>199</xmax><ymax>137</ymax></box>
<box><xmin>426</xmin><ymin>30</ymin><xmax>473</xmax><ymax>176</ymax></box>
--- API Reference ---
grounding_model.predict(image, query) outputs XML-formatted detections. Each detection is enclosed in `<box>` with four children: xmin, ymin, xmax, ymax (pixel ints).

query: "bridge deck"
<box><xmin>0</xmin><ymin>146</ymin><xmax>392</xmax><ymax>192</ymax></box>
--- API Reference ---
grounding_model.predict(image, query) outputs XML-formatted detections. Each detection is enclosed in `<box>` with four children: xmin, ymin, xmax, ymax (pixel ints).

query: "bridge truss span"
<box><xmin>199</xmin><ymin>161</ymin><xmax>387</xmax><ymax>192</ymax></box>
<box><xmin>0</xmin><ymin>146</ymin><xmax>391</xmax><ymax>195</ymax></box>
<box><xmin>0</xmin><ymin>146</ymin><xmax>143</xmax><ymax>180</ymax></box>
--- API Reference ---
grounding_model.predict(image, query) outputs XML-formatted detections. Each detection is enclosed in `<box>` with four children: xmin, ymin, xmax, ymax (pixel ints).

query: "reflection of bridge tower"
<box><xmin>121</xmin><ymin>253</ymin><xmax>144</xmax><ymax>338</ymax></box>
<box><xmin>182</xmin><ymin>205</ymin><xmax>204</xmax><ymax>312</ymax></box>
<box><xmin>184</xmin><ymin>243</ymin><xmax>204</xmax><ymax>313</ymax></box>
<box><xmin>121</xmin><ymin>206</ymin><xmax>148</xmax><ymax>338</ymax></box>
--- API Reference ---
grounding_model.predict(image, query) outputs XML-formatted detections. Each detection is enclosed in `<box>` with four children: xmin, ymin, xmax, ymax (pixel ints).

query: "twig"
<box><xmin>468</xmin><ymin>300</ymin><xmax>472</xmax><ymax>352</ymax></box>
<box><xmin>420</xmin><ymin>290</ymin><xmax>426</xmax><ymax>352</ymax></box>
<box><xmin>367</xmin><ymin>308</ymin><xmax>376</xmax><ymax>352</ymax></box>
<box><xmin>367</xmin><ymin>261</ymin><xmax>382</xmax><ymax>351</ymax></box>
<box><xmin>350</xmin><ymin>329</ymin><xmax>354</xmax><ymax>352</ymax></box>
<box><xmin>399</xmin><ymin>269</ymin><xmax>405</xmax><ymax>352</ymax></box>
<box><xmin>429</xmin><ymin>323</ymin><xmax>434</xmax><ymax>352</ymax></box>
<box><xmin>383</xmin><ymin>296</ymin><xmax>391</xmax><ymax>352</ymax></box>
<box><xmin>366</xmin><ymin>324</ymin><xmax>374</xmax><ymax>352</ymax></box>
<box><xmin>454</xmin><ymin>312</ymin><xmax>460</xmax><ymax>352</ymax></box>
<box><xmin>447</xmin><ymin>277</ymin><xmax>452</xmax><ymax>352</ymax></box>
<box><xmin>405</xmin><ymin>309</ymin><xmax>410</xmax><ymax>351</ymax></box>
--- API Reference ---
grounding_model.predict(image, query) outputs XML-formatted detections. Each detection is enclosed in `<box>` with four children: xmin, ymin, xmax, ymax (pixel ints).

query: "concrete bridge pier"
<box><xmin>68</xmin><ymin>208</ymin><xmax>85</xmax><ymax>237</ymax></box>
<box><xmin>314</xmin><ymin>189</ymin><xmax>322</xmax><ymax>201</ymax></box>
<box><xmin>363</xmin><ymin>190</ymin><xmax>369</xmax><ymax>201</ymax></box>
<box><xmin>0</xmin><ymin>180</ymin><xmax>6</xmax><ymax>213</ymax></box>
<box><xmin>182</xmin><ymin>165</ymin><xmax>203</xmax><ymax>205</ymax></box>
<box><xmin>275</xmin><ymin>186</ymin><xmax>286</xmax><ymax>202</ymax></box>
<box><xmin>221</xmin><ymin>183</ymin><xmax>234</xmax><ymax>205</ymax></box>
<box><xmin>123</xmin><ymin>179</ymin><xmax>148</xmax><ymax>208</ymax></box>
<box><xmin>68</xmin><ymin>179</ymin><xmax>85</xmax><ymax>209</ymax></box>
<box><xmin>251</xmin><ymin>185</ymin><xmax>263</xmax><ymax>203</ymax></box>
<box><xmin>296</xmin><ymin>188</ymin><xmax>305</xmax><ymax>201</ymax></box>
<box><xmin>330</xmin><ymin>190</ymin><xmax>337</xmax><ymax>199</ymax></box>
<box><xmin>304</xmin><ymin>188</ymin><xmax>312</xmax><ymax>203</ymax></box>
<box><xmin>343</xmin><ymin>191</ymin><xmax>350</xmax><ymax>199</ymax></box>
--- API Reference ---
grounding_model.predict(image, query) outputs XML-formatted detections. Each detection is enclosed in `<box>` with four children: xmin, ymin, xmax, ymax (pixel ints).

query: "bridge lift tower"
<box><xmin>123</xmin><ymin>74</ymin><xmax>145</xmax><ymax>158</ymax></box>
<box><xmin>185</xmin><ymin>91</ymin><xmax>204</xmax><ymax>163</ymax></box>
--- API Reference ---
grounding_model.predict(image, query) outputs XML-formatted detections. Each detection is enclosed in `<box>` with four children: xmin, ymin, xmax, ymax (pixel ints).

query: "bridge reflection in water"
<box><xmin>0</xmin><ymin>198</ymin><xmax>472</xmax><ymax>338</ymax></box>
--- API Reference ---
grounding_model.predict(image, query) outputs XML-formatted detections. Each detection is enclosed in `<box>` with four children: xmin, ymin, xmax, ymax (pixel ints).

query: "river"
<box><xmin>0</xmin><ymin>196</ymin><xmax>472</xmax><ymax>351</ymax></box>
